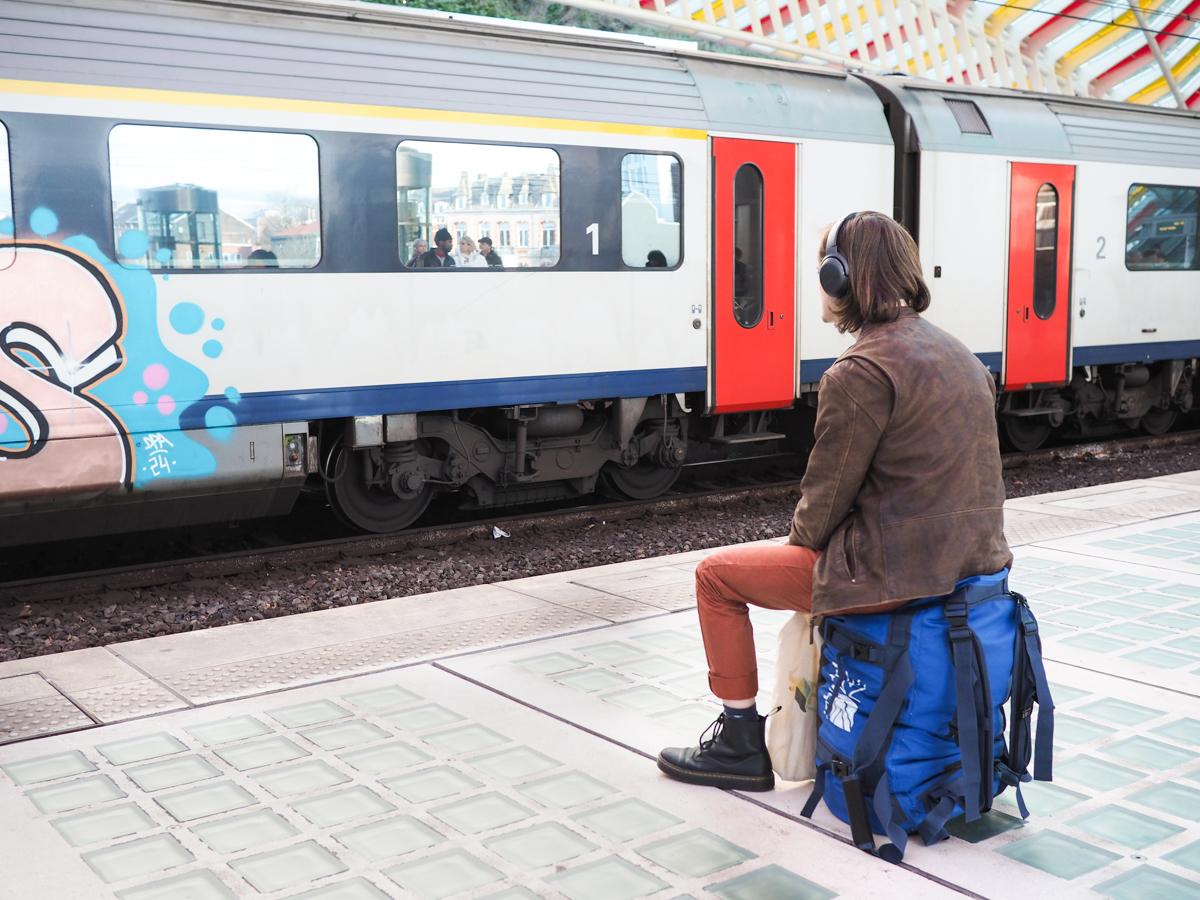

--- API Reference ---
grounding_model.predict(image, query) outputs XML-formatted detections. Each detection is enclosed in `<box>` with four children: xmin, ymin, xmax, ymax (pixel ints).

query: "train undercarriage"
<box><xmin>998</xmin><ymin>360</ymin><xmax>1197</xmax><ymax>452</ymax></box>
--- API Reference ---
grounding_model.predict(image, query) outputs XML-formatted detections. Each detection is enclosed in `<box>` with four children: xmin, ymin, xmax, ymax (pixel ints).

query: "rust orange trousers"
<box><xmin>694</xmin><ymin>542</ymin><xmax>820</xmax><ymax>700</ymax></box>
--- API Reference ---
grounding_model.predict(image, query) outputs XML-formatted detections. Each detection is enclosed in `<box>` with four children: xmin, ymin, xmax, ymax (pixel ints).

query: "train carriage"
<box><xmin>0</xmin><ymin>0</ymin><xmax>1197</xmax><ymax>546</ymax></box>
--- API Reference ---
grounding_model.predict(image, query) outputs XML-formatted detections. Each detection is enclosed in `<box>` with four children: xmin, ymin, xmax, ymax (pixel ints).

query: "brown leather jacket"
<box><xmin>790</xmin><ymin>309</ymin><xmax>1012</xmax><ymax>616</ymax></box>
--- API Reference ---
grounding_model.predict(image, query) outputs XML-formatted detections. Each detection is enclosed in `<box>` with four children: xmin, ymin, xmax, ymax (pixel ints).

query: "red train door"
<box><xmin>710</xmin><ymin>137</ymin><xmax>796</xmax><ymax>413</ymax></box>
<box><xmin>1003</xmin><ymin>162</ymin><xmax>1074</xmax><ymax>390</ymax></box>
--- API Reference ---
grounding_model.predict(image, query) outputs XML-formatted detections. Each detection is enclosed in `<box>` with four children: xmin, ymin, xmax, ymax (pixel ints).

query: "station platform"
<box><xmin>2</xmin><ymin>472</ymin><xmax>1199</xmax><ymax>900</ymax></box>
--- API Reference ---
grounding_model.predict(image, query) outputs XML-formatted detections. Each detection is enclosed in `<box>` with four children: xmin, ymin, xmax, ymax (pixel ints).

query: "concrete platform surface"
<box><xmin>1</xmin><ymin>473</ymin><xmax>1199</xmax><ymax>899</ymax></box>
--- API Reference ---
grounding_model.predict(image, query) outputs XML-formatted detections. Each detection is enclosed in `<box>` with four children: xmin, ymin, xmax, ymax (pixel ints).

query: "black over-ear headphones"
<box><xmin>819</xmin><ymin>212</ymin><xmax>858</xmax><ymax>299</ymax></box>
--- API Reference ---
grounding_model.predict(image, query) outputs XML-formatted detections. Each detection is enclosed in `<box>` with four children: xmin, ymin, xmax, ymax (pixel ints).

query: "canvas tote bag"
<box><xmin>766</xmin><ymin>612</ymin><xmax>822</xmax><ymax>781</ymax></box>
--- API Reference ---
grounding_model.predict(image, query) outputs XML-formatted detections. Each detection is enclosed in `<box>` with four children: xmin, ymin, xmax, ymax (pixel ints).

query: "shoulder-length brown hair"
<box><xmin>818</xmin><ymin>212</ymin><xmax>930</xmax><ymax>334</ymax></box>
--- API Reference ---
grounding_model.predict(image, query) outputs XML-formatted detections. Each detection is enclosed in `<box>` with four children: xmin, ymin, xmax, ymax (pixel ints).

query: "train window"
<box><xmin>1032</xmin><ymin>183</ymin><xmax>1058</xmax><ymax>320</ymax></box>
<box><xmin>1126</xmin><ymin>183</ymin><xmax>1198</xmax><ymax>271</ymax></box>
<box><xmin>733</xmin><ymin>163</ymin><xmax>763</xmax><ymax>328</ymax></box>
<box><xmin>398</xmin><ymin>140</ymin><xmax>560</xmax><ymax>268</ymax></box>
<box><xmin>621</xmin><ymin>153</ymin><xmax>681</xmax><ymax>268</ymax></box>
<box><xmin>108</xmin><ymin>125</ymin><xmax>320</xmax><ymax>270</ymax></box>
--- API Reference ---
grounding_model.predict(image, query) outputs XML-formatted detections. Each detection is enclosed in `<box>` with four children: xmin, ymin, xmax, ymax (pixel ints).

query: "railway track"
<box><xmin>4</xmin><ymin>428</ymin><xmax>1199</xmax><ymax>605</ymax></box>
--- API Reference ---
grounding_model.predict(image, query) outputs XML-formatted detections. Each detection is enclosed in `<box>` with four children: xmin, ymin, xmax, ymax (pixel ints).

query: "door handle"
<box><xmin>768</xmin><ymin>310</ymin><xmax>775</xmax><ymax>328</ymax></box>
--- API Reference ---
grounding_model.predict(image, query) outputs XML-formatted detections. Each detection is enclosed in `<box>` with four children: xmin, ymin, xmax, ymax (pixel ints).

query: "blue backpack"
<box><xmin>800</xmin><ymin>570</ymin><xmax>1054</xmax><ymax>862</ymax></box>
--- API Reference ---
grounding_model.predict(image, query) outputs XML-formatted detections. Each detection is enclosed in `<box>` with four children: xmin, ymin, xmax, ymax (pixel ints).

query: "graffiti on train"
<box><xmin>0</xmin><ymin>210</ymin><xmax>231</xmax><ymax>500</ymax></box>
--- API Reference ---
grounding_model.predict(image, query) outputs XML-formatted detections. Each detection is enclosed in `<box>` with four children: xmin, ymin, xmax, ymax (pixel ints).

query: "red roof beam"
<box><xmin>1022</xmin><ymin>1</ymin><xmax>1109</xmax><ymax>56</ymax></box>
<box><xmin>1090</xmin><ymin>0</ymin><xmax>1200</xmax><ymax>95</ymax></box>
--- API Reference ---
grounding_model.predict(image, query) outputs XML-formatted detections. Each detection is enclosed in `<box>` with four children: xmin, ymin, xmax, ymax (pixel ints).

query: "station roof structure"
<box><xmin>551</xmin><ymin>0</ymin><xmax>1200</xmax><ymax>108</ymax></box>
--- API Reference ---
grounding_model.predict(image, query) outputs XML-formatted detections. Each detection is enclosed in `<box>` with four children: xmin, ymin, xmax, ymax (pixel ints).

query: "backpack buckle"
<box><xmin>949</xmin><ymin>625</ymin><xmax>973</xmax><ymax>642</ymax></box>
<box><xmin>829</xmin><ymin>757</ymin><xmax>852</xmax><ymax>778</ymax></box>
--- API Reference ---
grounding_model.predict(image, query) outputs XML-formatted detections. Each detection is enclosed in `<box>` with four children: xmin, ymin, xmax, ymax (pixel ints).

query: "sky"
<box><xmin>109</xmin><ymin>125</ymin><xmax>319</xmax><ymax>219</ymax></box>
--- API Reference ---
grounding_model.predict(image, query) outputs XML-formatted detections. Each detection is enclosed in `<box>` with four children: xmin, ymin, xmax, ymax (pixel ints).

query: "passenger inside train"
<box><xmin>657</xmin><ymin>212</ymin><xmax>1011</xmax><ymax>793</ymax></box>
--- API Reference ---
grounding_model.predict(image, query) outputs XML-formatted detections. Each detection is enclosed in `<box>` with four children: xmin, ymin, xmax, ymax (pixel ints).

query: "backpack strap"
<box><xmin>944</xmin><ymin>598</ymin><xmax>994</xmax><ymax>823</ymax></box>
<box><xmin>1007</xmin><ymin>594</ymin><xmax>1055</xmax><ymax>783</ymax></box>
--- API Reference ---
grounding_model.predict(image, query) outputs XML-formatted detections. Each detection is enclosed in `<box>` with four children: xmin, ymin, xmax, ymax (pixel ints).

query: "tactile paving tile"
<box><xmin>72</xmin><ymin>681</ymin><xmax>187</xmax><ymax>723</ymax></box>
<box><xmin>0</xmin><ymin>690</ymin><xmax>93</xmax><ymax>744</ymax></box>
<box><xmin>0</xmin><ymin>666</ymin><xmax>947</xmax><ymax>899</ymax></box>
<box><xmin>1009</xmin><ymin>481</ymin><xmax>1200</xmax><ymax>526</ymax></box>
<box><xmin>1001</xmin><ymin>507</ymin><xmax>1109</xmax><ymax>547</ymax></box>
<box><xmin>158</xmin><ymin>605</ymin><xmax>605</xmax><ymax>703</ymax></box>
<box><xmin>445</xmin><ymin>610</ymin><xmax>1200</xmax><ymax>899</ymax></box>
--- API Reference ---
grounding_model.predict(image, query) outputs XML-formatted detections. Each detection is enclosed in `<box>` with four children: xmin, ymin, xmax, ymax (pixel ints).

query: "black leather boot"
<box><xmin>657</xmin><ymin>713</ymin><xmax>774</xmax><ymax>791</ymax></box>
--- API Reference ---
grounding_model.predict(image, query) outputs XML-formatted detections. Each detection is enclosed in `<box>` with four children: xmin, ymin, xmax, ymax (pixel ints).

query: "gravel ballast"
<box><xmin>3</xmin><ymin>439</ymin><xmax>1200</xmax><ymax>662</ymax></box>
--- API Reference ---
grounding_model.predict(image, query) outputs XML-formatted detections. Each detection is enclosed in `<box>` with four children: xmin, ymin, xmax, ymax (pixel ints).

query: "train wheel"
<box><xmin>599</xmin><ymin>460</ymin><xmax>681</xmax><ymax>500</ymax></box>
<box><xmin>325</xmin><ymin>439</ymin><xmax>433</xmax><ymax>532</ymax></box>
<box><xmin>1000</xmin><ymin>417</ymin><xmax>1051</xmax><ymax>453</ymax></box>
<box><xmin>1140</xmin><ymin>407</ymin><xmax>1177</xmax><ymax>436</ymax></box>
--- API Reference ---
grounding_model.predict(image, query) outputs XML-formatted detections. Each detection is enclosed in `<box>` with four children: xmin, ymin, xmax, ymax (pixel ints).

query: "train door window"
<box><xmin>1032</xmin><ymin>183</ymin><xmax>1058</xmax><ymax>319</ymax></box>
<box><xmin>398</xmin><ymin>140</ymin><xmax>559</xmax><ymax>268</ymax></box>
<box><xmin>733</xmin><ymin>164</ymin><xmax>764</xmax><ymax>328</ymax></box>
<box><xmin>0</xmin><ymin>120</ymin><xmax>12</xmax><ymax>268</ymax></box>
<box><xmin>621</xmin><ymin>153</ymin><xmax>681</xmax><ymax>268</ymax></box>
<box><xmin>108</xmin><ymin>125</ymin><xmax>320</xmax><ymax>269</ymax></box>
<box><xmin>1126</xmin><ymin>183</ymin><xmax>1198</xmax><ymax>270</ymax></box>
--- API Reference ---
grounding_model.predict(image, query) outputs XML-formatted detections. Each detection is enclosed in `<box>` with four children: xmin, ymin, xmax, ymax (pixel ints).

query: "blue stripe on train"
<box><xmin>181</xmin><ymin>366</ymin><xmax>708</xmax><ymax>430</ymax></box>
<box><xmin>800</xmin><ymin>340</ymin><xmax>1200</xmax><ymax>384</ymax></box>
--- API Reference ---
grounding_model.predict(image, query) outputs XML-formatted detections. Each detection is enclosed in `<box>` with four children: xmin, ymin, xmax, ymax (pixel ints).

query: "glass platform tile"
<box><xmin>125</xmin><ymin>754</ymin><xmax>220</xmax><ymax>792</ymax></box>
<box><xmin>1068</xmin><ymin>804</ymin><xmax>1184</xmax><ymax>850</ymax></box>
<box><xmin>229</xmin><ymin>839</ymin><xmax>347</xmax><ymax>893</ymax></box>
<box><xmin>1093</xmin><ymin>865</ymin><xmax>1200</xmax><ymax>900</ymax></box>
<box><xmin>336</xmin><ymin>741</ymin><xmax>433</xmax><ymax>776</ymax></box>
<box><xmin>1061</xmin><ymin>634</ymin><xmax>1135</xmax><ymax>654</ymax></box>
<box><xmin>267</xmin><ymin>700</ymin><xmax>352</xmax><ymax>729</ymax></box>
<box><xmin>553</xmin><ymin>669</ymin><xmax>632</xmax><ymax>693</ymax></box>
<box><xmin>254</xmin><ymin>760</ymin><xmax>350</xmax><ymax>798</ymax></box>
<box><xmin>382</xmin><ymin>704</ymin><xmax>466</xmax><ymax>733</ymax></box>
<box><xmin>24</xmin><ymin>773</ymin><xmax>124</xmax><ymax>814</ymax></box>
<box><xmin>1104</xmin><ymin>735</ymin><xmax>1197</xmax><ymax>770</ymax></box>
<box><xmin>1123</xmin><ymin>647</ymin><xmax>1198</xmax><ymax>669</ymax></box>
<box><xmin>155</xmin><ymin>779</ymin><xmax>256</xmax><ymax>822</ymax></box>
<box><xmin>341</xmin><ymin>685</ymin><xmax>423</xmax><ymax>713</ymax></box>
<box><xmin>215</xmin><ymin>735</ymin><xmax>309</xmax><ymax>771</ymax></box>
<box><xmin>1164</xmin><ymin>839</ymin><xmax>1200</xmax><ymax>873</ymax></box>
<box><xmin>636</xmin><ymin>828</ymin><xmax>756</xmax><ymax>877</ymax></box>
<box><xmin>515</xmin><ymin>652</ymin><xmax>588</xmax><ymax>676</ymax></box>
<box><xmin>428</xmin><ymin>791</ymin><xmax>535</xmax><ymax>834</ymax></box>
<box><xmin>546</xmin><ymin>855</ymin><xmax>670</xmax><ymax>900</ymax></box>
<box><xmin>1</xmin><ymin>750</ymin><xmax>96</xmax><ymax>785</ymax></box>
<box><xmin>517</xmin><ymin>771</ymin><xmax>617</xmax><ymax>808</ymax></box>
<box><xmin>385</xmin><ymin>848</ymin><xmax>503</xmax><ymax>899</ymax></box>
<box><xmin>576</xmin><ymin>641</ymin><xmax>649</xmax><ymax>665</ymax></box>
<box><xmin>191</xmin><ymin>808</ymin><xmax>299</xmax><ymax>854</ymax></box>
<box><xmin>599</xmin><ymin>686</ymin><xmax>680</xmax><ymax>713</ymax></box>
<box><xmin>113</xmin><ymin>869</ymin><xmax>235</xmax><ymax>900</ymax></box>
<box><xmin>708</xmin><ymin>864</ymin><xmax>838</xmax><ymax>900</ymax></box>
<box><xmin>381</xmin><ymin>766</ymin><xmax>482</xmax><ymax>804</ymax></box>
<box><xmin>51</xmin><ymin>801</ymin><xmax>155</xmax><ymax>847</ymax></box>
<box><xmin>184</xmin><ymin>716</ymin><xmax>272</xmax><ymax>747</ymax></box>
<box><xmin>291</xmin><ymin>786</ymin><xmax>397</xmax><ymax>828</ymax></box>
<box><xmin>483</xmin><ymin>822</ymin><xmax>597</xmax><ymax>867</ymax></box>
<box><xmin>572</xmin><ymin>798</ymin><xmax>684</xmax><ymax>843</ymax></box>
<box><xmin>944</xmin><ymin>810</ymin><xmax>1024</xmax><ymax>843</ymax></box>
<box><xmin>1076</xmin><ymin>698</ymin><xmax>1166</xmax><ymax>727</ymax></box>
<box><xmin>421</xmin><ymin>724</ymin><xmax>509</xmax><ymax>755</ymax></box>
<box><xmin>467</xmin><ymin>746</ymin><xmax>562</xmax><ymax>782</ymax></box>
<box><xmin>81</xmin><ymin>833</ymin><xmax>193</xmax><ymax>884</ymax></box>
<box><xmin>1053</xmin><ymin>715</ymin><xmax>1112</xmax><ymax>745</ymax></box>
<box><xmin>287</xmin><ymin>876</ymin><xmax>393</xmax><ymax>899</ymax></box>
<box><xmin>996</xmin><ymin>830</ymin><xmax>1120</xmax><ymax>879</ymax></box>
<box><xmin>1153</xmin><ymin>717</ymin><xmax>1200</xmax><ymax>745</ymax></box>
<box><xmin>300</xmin><ymin>720</ymin><xmax>390</xmax><ymax>752</ymax></box>
<box><xmin>95</xmin><ymin>734</ymin><xmax>185</xmax><ymax>766</ymax></box>
<box><xmin>1135</xmin><ymin>782</ymin><xmax>1200</xmax><ymax>821</ymax></box>
<box><xmin>1054</xmin><ymin>755</ymin><xmax>1144</xmax><ymax>792</ymax></box>
<box><xmin>334</xmin><ymin>815</ymin><xmax>444</xmax><ymax>862</ymax></box>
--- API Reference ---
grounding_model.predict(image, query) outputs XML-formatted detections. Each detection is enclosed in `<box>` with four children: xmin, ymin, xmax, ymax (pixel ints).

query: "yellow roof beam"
<box><xmin>1057</xmin><ymin>0</ymin><xmax>1165</xmax><ymax>79</ymax></box>
<box><xmin>1126</xmin><ymin>38</ymin><xmax>1200</xmax><ymax>103</ymax></box>
<box><xmin>984</xmin><ymin>0</ymin><xmax>1031</xmax><ymax>38</ymax></box>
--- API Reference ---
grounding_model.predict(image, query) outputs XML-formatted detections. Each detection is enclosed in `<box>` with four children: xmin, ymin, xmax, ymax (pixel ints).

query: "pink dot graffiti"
<box><xmin>157</xmin><ymin>395</ymin><xmax>176</xmax><ymax>416</ymax></box>
<box><xmin>143</xmin><ymin>363</ymin><xmax>169</xmax><ymax>391</ymax></box>
<box><xmin>132</xmin><ymin>391</ymin><xmax>148</xmax><ymax>406</ymax></box>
